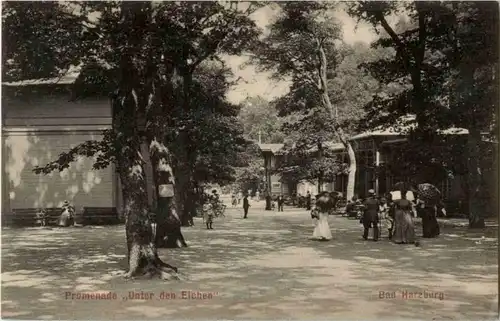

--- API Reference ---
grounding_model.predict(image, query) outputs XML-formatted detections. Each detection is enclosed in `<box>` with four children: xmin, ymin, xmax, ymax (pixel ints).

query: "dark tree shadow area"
<box><xmin>1</xmin><ymin>206</ymin><xmax>498</xmax><ymax>320</ymax></box>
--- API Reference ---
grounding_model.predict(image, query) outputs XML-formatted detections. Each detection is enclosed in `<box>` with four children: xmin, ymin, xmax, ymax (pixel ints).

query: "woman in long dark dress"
<box><xmin>417</xmin><ymin>199</ymin><xmax>440</xmax><ymax>238</ymax></box>
<box><xmin>392</xmin><ymin>190</ymin><xmax>416</xmax><ymax>244</ymax></box>
<box><xmin>416</xmin><ymin>184</ymin><xmax>444</xmax><ymax>238</ymax></box>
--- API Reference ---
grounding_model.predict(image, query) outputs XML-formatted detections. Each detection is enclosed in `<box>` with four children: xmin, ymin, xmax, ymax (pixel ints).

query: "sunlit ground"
<box><xmin>2</xmin><ymin>200</ymin><xmax>498</xmax><ymax>320</ymax></box>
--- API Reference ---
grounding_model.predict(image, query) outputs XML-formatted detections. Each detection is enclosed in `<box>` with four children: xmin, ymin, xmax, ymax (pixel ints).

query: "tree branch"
<box><xmin>33</xmin><ymin>134</ymin><xmax>115</xmax><ymax>175</ymax></box>
<box><xmin>415</xmin><ymin>2</ymin><xmax>427</xmax><ymax>69</ymax></box>
<box><xmin>316</xmin><ymin>39</ymin><xmax>351</xmax><ymax>147</ymax></box>
<box><xmin>374</xmin><ymin>12</ymin><xmax>412</xmax><ymax>72</ymax></box>
<box><xmin>188</xmin><ymin>18</ymin><xmax>233</xmax><ymax>73</ymax></box>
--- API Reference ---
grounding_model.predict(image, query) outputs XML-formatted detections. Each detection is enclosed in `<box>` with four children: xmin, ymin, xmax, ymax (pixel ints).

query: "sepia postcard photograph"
<box><xmin>1</xmin><ymin>1</ymin><xmax>499</xmax><ymax>320</ymax></box>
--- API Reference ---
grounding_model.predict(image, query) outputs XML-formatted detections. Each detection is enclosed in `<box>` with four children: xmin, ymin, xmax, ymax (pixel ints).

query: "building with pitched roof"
<box><xmin>1</xmin><ymin>71</ymin><xmax>137</xmax><ymax>216</ymax></box>
<box><xmin>259</xmin><ymin>118</ymin><xmax>495</xmax><ymax>208</ymax></box>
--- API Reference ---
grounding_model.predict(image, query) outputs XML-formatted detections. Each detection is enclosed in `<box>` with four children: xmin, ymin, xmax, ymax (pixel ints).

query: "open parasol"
<box><xmin>417</xmin><ymin>183</ymin><xmax>441</xmax><ymax>203</ymax></box>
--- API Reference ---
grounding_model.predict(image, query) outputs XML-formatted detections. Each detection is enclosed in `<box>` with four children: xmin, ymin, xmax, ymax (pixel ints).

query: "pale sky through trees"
<box><xmin>14</xmin><ymin>1</ymin><xmax>379</xmax><ymax>105</ymax></box>
<box><xmin>224</xmin><ymin>3</ymin><xmax>378</xmax><ymax>105</ymax></box>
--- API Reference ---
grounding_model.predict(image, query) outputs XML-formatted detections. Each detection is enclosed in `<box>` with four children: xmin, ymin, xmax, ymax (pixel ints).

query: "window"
<box><xmin>355</xmin><ymin>139</ymin><xmax>374</xmax><ymax>152</ymax></box>
<box><xmin>365</xmin><ymin>151</ymin><xmax>374</xmax><ymax>167</ymax></box>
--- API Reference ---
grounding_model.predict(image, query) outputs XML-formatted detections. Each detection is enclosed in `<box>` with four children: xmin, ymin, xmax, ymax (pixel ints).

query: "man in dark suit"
<box><xmin>306</xmin><ymin>191</ymin><xmax>312</xmax><ymax>210</ymax></box>
<box><xmin>277</xmin><ymin>195</ymin><xmax>284</xmax><ymax>212</ymax></box>
<box><xmin>243</xmin><ymin>195</ymin><xmax>250</xmax><ymax>218</ymax></box>
<box><xmin>362</xmin><ymin>189</ymin><xmax>380</xmax><ymax>241</ymax></box>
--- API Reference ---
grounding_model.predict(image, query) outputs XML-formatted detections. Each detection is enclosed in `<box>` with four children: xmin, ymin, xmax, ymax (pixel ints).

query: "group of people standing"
<box><xmin>267</xmin><ymin>195</ymin><xmax>285</xmax><ymax>211</ymax></box>
<box><xmin>361</xmin><ymin>187</ymin><xmax>445</xmax><ymax>244</ymax></box>
<box><xmin>296</xmin><ymin>191</ymin><xmax>313</xmax><ymax>210</ymax></box>
<box><xmin>231</xmin><ymin>190</ymin><xmax>261</xmax><ymax>206</ymax></box>
<box><xmin>311</xmin><ymin>184</ymin><xmax>445</xmax><ymax>244</ymax></box>
<box><xmin>361</xmin><ymin>189</ymin><xmax>417</xmax><ymax>244</ymax></box>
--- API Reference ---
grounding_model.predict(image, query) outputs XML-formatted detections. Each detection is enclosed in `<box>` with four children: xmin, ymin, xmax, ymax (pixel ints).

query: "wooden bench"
<box><xmin>7</xmin><ymin>208</ymin><xmax>41</xmax><ymax>227</ymax></box>
<box><xmin>7</xmin><ymin>208</ymin><xmax>63</xmax><ymax>227</ymax></box>
<box><xmin>82</xmin><ymin>207</ymin><xmax>120</xmax><ymax>225</ymax></box>
<box><xmin>44</xmin><ymin>208</ymin><xmax>66</xmax><ymax>225</ymax></box>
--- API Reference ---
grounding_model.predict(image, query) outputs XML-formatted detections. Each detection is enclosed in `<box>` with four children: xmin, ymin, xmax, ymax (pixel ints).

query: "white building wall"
<box><xmin>2</xmin><ymin>94</ymin><xmax>118</xmax><ymax>212</ymax></box>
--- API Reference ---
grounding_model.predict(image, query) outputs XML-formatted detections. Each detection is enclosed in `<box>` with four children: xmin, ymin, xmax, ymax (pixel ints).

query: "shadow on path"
<box><xmin>1</xmin><ymin>207</ymin><xmax>497</xmax><ymax>320</ymax></box>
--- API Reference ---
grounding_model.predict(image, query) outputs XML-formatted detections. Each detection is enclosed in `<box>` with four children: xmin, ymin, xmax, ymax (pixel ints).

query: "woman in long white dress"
<box><xmin>312</xmin><ymin>192</ymin><xmax>333</xmax><ymax>240</ymax></box>
<box><xmin>58</xmin><ymin>200</ymin><xmax>75</xmax><ymax>227</ymax></box>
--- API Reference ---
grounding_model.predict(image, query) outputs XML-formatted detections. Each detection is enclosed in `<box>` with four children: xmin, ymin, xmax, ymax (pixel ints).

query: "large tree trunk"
<box><xmin>317</xmin><ymin>142</ymin><xmax>324</xmax><ymax>193</ymax></box>
<box><xmin>156</xmin><ymin>196</ymin><xmax>187</xmax><ymax>248</ymax></box>
<box><xmin>143</xmin><ymin>46</ymin><xmax>188</xmax><ymax>247</ymax></box>
<box><xmin>467</xmin><ymin>131</ymin><xmax>486</xmax><ymax>228</ymax></box>
<box><xmin>316</xmin><ymin>43</ymin><xmax>357</xmax><ymax>202</ymax></box>
<box><xmin>344</xmin><ymin>142</ymin><xmax>357</xmax><ymax>201</ymax></box>
<box><xmin>177</xmin><ymin>68</ymin><xmax>197</xmax><ymax>226</ymax></box>
<box><xmin>185</xmin><ymin>185</ymin><xmax>197</xmax><ymax>226</ymax></box>
<box><xmin>112</xmin><ymin>96</ymin><xmax>178</xmax><ymax>279</ymax></box>
<box><xmin>172</xmin><ymin>161</ymin><xmax>194</xmax><ymax>227</ymax></box>
<box><xmin>150</xmin><ymin>140</ymin><xmax>188</xmax><ymax>248</ymax></box>
<box><xmin>120</xmin><ymin>165</ymin><xmax>177</xmax><ymax>279</ymax></box>
<box><xmin>181</xmin><ymin>178</ymin><xmax>196</xmax><ymax>227</ymax></box>
<box><xmin>114</xmin><ymin>1</ymin><xmax>180</xmax><ymax>277</ymax></box>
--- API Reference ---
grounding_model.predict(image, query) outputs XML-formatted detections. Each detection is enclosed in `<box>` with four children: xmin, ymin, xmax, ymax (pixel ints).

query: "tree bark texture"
<box><xmin>143</xmin><ymin>44</ymin><xmax>189</xmax><ymax>248</ymax></box>
<box><xmin>316</xmin><ymin>41</ymin><xmax>357</xmax><ymax>202</ymax></box>
<box><xmin>467</xmin><ymin>131</ymin><xmax>486</xmax><ymax>228</ymax></box>
<box><xmin>151</xmin><ymin>151</ymin><xmax>188</xmax><ymax>248</ymax></box>
<box><xmin>116</xmin><ymin>2</ymin><xmax>178</xmax><ymax>278</ymax></box>
<box><xmin>317</xmin><ymin>142</ymin><xmax>324</xmax><ymax>193</ymax></box>
<box><xmin>112</xmin><ymin>95</ymin><xmax>178</xmax><ymax>279</ymax></box>
<box><xmin>177</xmin><ymin>69</ymin><xmax>197</xmax><ymax>226</ymax></box>
<box><xmin>170</xmin><ymin>158</ymin><xmax>192</xmax><ymax>226</ymax></box>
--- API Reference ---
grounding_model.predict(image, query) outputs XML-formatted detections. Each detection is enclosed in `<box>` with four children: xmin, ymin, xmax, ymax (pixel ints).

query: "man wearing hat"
<box><xmin>362</xmin><ymin>189</ymin><xmax>380</xmax><ymax>241</ymax></box>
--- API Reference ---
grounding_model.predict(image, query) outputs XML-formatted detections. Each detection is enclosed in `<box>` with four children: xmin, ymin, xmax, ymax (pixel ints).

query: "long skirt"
<box><xmin>381</xmin><ymin>214</ymin><xmax>394</xmax><ymax>235</ymax></box>
<box><xmin>58</xmin><ymin>211</ymin><xmax>74</xmax><ymax>227</ymax></box>
<box><xmin>313</xmin><ymin>212</ymin><xmax>332</xmax><ymax>240</ymax></box>
<box><xmin>392</xmin><ymin>210</ymin><xmax>415</xmax><ymax>244</ymax></box>
<box><xmin>421</xmin><ymin>207</ymin><xmax>440</xmax><ymax>238</ymax></box>
<box><xmin>203</xmin><ymin>212</ymin><xmax>213</xmax><ymax>224</ymax></box>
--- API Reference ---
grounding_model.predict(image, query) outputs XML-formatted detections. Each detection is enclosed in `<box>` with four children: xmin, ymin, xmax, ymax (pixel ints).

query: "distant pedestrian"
<box><xmin>306</xmin><ymin>191</ymin><xmax>312</xmax><ymax>210</ymax></box>
<box><xmin>277</xmin><ymin>195</ymin><xmax>284</xmax><ymax>211</ymax></box>
<box><xmin>243</xmin><ymin>195</ymin><xmax>250</xmax><ymax>218</ymax></box>
<box><xmin>204</xmin><ymin>208</ymin><xmax>214</xmax><ymax>230</ymax></box>
<box><xmin>231</xmin><ymin>194</ymin><xmax>237</xmax><ymax>207</ymax></box>
<box><xmin>204</xmin><ymin>192</ymin><xmax>218</xmax><ymax>230</ymax></box>
<box><xmin>256</xmin><ymin>190</ymin><xmax>260</xmax><ymax>201</ymax></box>
<box><xmin>238</xmin><ymin>191</ymin><xmax>242</xmax><ymax>205</ymax></box>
